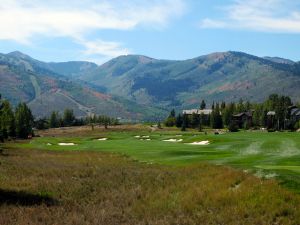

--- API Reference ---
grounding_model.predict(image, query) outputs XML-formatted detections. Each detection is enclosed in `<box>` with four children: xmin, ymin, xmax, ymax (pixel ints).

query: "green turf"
<box><xmin>12</xmin><ymin>130</ymin><xmax>300</xmax><ymax>191</ymax></box>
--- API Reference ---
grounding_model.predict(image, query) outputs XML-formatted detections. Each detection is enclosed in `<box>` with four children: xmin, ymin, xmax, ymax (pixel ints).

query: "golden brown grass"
<box><xmin>0</xmin><ymin>147</ymin><xmax>300</xmax><ymax>225</ymax></box>
<box><xmin>36</xmin><ymin>124</ymin><xmax>150</xmax><ymax>137</ymax></box>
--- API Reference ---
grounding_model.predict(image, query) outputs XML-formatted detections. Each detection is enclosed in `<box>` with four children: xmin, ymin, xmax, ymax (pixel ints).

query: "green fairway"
<box><xmin>13</xmin><ymin>130</ymin><xmax>300</xmax><ymax>191</ymax></box>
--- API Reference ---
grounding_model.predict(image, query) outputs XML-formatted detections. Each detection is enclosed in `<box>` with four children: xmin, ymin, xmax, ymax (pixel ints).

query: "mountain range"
<box><xmin>1</xmin><ymin>51</ymin><xmax>300</xmax><ymax>120</ymax></box>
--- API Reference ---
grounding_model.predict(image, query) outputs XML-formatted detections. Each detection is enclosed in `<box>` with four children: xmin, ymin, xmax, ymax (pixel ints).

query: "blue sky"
<box><xmin>0</xmin><ymin>0</ymin><xmax>300</xmax><ymax>64</ymax></box>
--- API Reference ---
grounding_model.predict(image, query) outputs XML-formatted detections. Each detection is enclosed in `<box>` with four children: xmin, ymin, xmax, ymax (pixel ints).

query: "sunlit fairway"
<box><xmin>15</xmin><ymin>129</ymin><xmax>300</xmax><ymax>191</ymax></box>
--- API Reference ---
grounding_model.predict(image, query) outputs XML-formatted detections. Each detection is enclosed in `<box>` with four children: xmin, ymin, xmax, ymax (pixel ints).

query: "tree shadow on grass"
<box><xmin>0</xmin><ymin>189</ymin><xmax>58</xmax><ymax>206</ymax></box>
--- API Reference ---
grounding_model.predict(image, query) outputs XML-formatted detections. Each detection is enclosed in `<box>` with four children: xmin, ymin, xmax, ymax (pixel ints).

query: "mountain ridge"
<box><xmin>0</xmin><ymin>52</ymin><xmax>167</xmax><ymax>120</ymax></box>
<box><xmin>1</xmin><ymin>50</ymin><xmax>300</xmax><ymax>120</ymax></box>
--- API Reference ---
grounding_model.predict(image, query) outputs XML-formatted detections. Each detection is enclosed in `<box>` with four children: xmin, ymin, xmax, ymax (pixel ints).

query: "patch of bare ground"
<box><xmin>0</xmin><ymin>147</ymin><xmax>300</xmax><ymax>225</ymax></box>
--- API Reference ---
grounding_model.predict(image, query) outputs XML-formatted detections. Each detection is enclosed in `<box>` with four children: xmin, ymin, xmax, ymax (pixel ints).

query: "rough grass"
<box><xmin>1</xmin><ymin>147</ymin><xmax>300</xmax><ymax>225</ymax></box>
<box><xmin>19</xmin><ymin>126</ymin><xmax>300</xmax><ymax>192</ymax></box>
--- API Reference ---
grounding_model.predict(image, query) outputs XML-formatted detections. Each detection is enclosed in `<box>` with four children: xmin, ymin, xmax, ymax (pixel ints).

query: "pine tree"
<box><xmin>175</xmin><ymin>114</ymin><xmax>183</xmax><ymax>128</ymax></box>
<box><xmin>198</xmin><ymin>113</ymin><xmax>204</xmax><ymax>132</ymax></box>
<box><xmin>49</xmin><ymin>111</ymin><xmax>60</xmax><ymax>128</ymax></box>
<box><xmin>200</xmin><ymin>100</ymin><xmax>206</xmax><ymax>110</ymax></box>
<box><xmin>164</xmin><ymin>109</ymin><xmax>176</xmax><ymax>127</ymax></box>
<box><xmin>211</xmin><ymin>103</ymin><xmax>223</xmax><ymax>129</ymax></box>
<box><xmin>0</xmin><ymin>94</ymin><xmax>3</xmax><ymax>142</ymax></box>
<box><xmin>191</xmin><ymin>113</ymin><xmax>199</xmax><ymax>128</ymax></box>
<box><xmin>15</xmin><ymin>103</ymin><xmax>34</xmax><ymax>139</ymax></box>
<box><xmin>1</xmin><ymin>100</ymin><xmax>16</xmax><ymax>138</ymax></box>
<box><xmin>181</xmin><ymin>114</ymin><xmax>187</xmax><ymax>131</ymax></box>
<box><xmin>63</xmin><ymin>109</ymin><xmax>75</xmax><ymax>127</ymax></box>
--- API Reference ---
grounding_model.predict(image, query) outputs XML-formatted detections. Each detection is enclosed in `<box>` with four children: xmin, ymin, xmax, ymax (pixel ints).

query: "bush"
<box><xmin>228</xmin><ymin>122</ymin><xmax>239</xmax><ymax>132</ymax></box>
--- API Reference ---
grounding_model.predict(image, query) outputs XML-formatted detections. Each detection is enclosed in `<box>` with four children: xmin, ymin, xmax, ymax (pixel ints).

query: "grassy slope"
<box><xmin>1</xmin><ymin>145</ymin><xmax>300</xmax><ymax>224</ymax></box>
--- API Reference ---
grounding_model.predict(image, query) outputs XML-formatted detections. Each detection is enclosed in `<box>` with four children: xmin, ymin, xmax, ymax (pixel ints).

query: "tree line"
<box><xmin>33</xmin><ymin>110</ymin><xmax>119</xmax><ymax>130</ymax></box>
<box><xmin>0</xmin><ymin>94</ymin><xmax>34</xmax><ymax>141</ymax></box>
<box><xmin>164</xmin><ymin>94</ymin><xmax>300</xmax><ymax>132</ymax></box>
<box><xmin>0</xmin><ymin>94</ymin><xmax>119</xmax><ymax>142</ymax></box>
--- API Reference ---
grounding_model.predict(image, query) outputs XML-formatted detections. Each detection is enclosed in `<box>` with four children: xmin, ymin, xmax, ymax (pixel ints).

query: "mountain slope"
<box><xmin>81</xmin><ymin>52</ymin><xmax>300</xmax><ymax>108</ymax></box>
<box><xmin>0</xmin><ymin>52</ymin><xmax>166</xmax><ymax>120</ymax></box>
<box><xmin>47</xmin><ymin>61</ymin><xmax>98</xmax><ymax>78</ymax></box>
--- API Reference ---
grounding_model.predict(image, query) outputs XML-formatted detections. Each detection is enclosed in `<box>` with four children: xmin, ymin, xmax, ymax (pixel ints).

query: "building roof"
<box><xmin>267</xmin><ymin>111</ymin><xmax>276</xmax><ymax>116</ymax></box>
<box><xmin>182</xmin><ymin>109</ymin><xmax>212</xmax><ymax>115</ymax></box>
<box><xmin>291</xmin><ymin>108</ymin><xmax>300</xmax><ymax>116</ymax></box>
<box><xmin>233</xmin><ymin>111</ymin><xmax>252</xmax><ymax>118</ymax></box>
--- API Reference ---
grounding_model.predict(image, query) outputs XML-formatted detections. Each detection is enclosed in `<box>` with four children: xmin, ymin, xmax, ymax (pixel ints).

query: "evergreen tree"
<box><xmin>35</xmin><ymin>118</ymin><xmax>49</xmax><ymax>130</ymax></box>
<box><xmin>181</xmin><ymin>114</ymin><xmax>187</xmax><ymax>131</ymax></box>
<box><xmin>175</xmin><ymin>114</ymin><xmax>183</xmax><ymax>128</ymax></box>
<box><xmin>164</xmin><ymin>109</ymin><xmax>176</xmax><ymax>127</ymax></box>
<box><xmin>237</xmin><ymin>99</ymin><xmax>245</xmax><ymax>113</ymax></box>
<box><xmin>15</xmin><ymin>103</ymin><xmax>34</xmax><ymax>139</ymax></box>
<box><xmin>198</xmin><ymin>113</ymin><xmax>204</xmax><ymax>132</ymax></box>
<box><xmin>200</xmin><ymin>100</ymin><xmax>206</xmax><ymax>110</ymax></box>
<box><xmin>0</xmin><ymin>94</ymin><xmax>3</xmax><ymax>142</ymax></box>
<box><xmin>1</xmin><ymin>100</ymin><xmax>16</xmax><ymax>138</ymax></box>
<box><xmin>49</xmin><ymin>111</ymin><xmax>60</xmax><ymax>128</ymax></box>
<box><xmin>170</xmin><ymin>109</ymin><xmax>176</xmax><ymax>118</ymax></box>
<box><xmin>211</xmin><ymin>103</ymin><xmax>223</xmax><ymax>129</ymax></box>
<box><xmin>221</xmin><ymin>101</ymin><xmax>226</xmax><ymax>110</ymax></box>
<box><xmin>214</xmin><ymin>103</ymin><xmax>223</xmax><ymax>129</ymax></box>
<box><xmin>63</xmin><ymin>109</ymin><xmax>75</xmax><ymax>127</ymax></box>
<box><xmin>190</xmin><ymin>113</ymin><xmax>199</xmax><ymax>128</ymax></box>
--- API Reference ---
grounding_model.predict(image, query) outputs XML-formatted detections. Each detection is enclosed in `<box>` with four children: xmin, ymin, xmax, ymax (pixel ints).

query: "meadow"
<box><xmin>1</xmin><ymin>125</ymin><xmax>300</xmax><ymax>224</ymax></box>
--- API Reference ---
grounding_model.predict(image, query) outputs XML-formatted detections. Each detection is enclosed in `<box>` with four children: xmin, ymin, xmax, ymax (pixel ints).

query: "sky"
<box><xmin>0</xmin><ymin>0</ymin><xmax>300</xmax><ymax>64</ymax></box>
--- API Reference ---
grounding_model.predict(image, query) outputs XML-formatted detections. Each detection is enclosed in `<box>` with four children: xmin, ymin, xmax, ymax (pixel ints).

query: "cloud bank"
<box><xmin>200</xmin><ymin>0</ymin><xmax>300</xmax><ymax>33</ymax></box>
<box><xmin>0</xmin><ymin>0</ymin><xmax>186</xmax><ymax>60</ymax></box>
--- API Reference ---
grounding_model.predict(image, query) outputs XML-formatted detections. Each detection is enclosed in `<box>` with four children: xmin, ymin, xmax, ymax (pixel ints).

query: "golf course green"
<box><xmin>15</xmin><ymin>129</ymin><xmax>300</xmax><ymax>191</ymax></box>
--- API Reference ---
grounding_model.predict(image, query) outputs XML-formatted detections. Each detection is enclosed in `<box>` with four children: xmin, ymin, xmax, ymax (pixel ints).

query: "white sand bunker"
<box><xmin>58</xmin><ymin>143</ymin><xmax>77</xmax><ymax>146</ymax></box>
<box><xmin>142</xmin><ymin>136</ymin><xmax>150</xmax><ymax>138</ymax></box>
<box><xmin>187</xmin><ymin>141</ymin><xmax>210</xmax><ymax>145</ymax></box>
<box><xmin>163</xmin><ymin>139</ymin><xmax>183</xmax><ymax>142</ymax></box>
<box><xmin>46</xmin><ymin>143</ymin><xmax>52</xmax><ymax>146</ymax></box>
<box><xmin>98</xmin><ymin>138</ymin><xmax>108</xmax><ymax>141</ymax></box>
<box><xmin>140</xmin><ymin>138</ymin><xmax>151</xmax><ymax>141</ymax></box>
<box><xmin>175</xmin><ymin>135</ymin><xmax>183</xmax><ymax>137</ymax></box>
<box><xmin>134</xmin><ymin>136</ymin><xmax>140</xmax><ymax>138</ymax></box>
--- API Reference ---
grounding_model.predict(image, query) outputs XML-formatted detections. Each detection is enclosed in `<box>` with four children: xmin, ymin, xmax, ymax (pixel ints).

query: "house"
<box><xmin>182</xmin><ymin>109</ymin><xmax>213</xmax><ymax>125</ymax></box>
<box><xmin>232</xmin><ymin>111</ymin><xmax>253</xmax><ymax>128</ymax></box>
<box><xmin>182</xmin><ymin>109</ymin><xmax>212</xmax><ymax>115</ymax></box>
<box><xmin>290</xmin><ymin>106</ymin><xmax>300</xmax><ymax>123</ymax></box>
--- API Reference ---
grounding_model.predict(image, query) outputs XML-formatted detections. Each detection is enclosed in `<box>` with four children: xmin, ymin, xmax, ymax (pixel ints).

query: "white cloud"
<box><xmin>0</xmin><ymin>0</ymin><xmax>186</xmax><ymax>59</ymax></box>
<box><xmin>78</xmin><ymin>38</ymin><xmax>131</xmax><ymax>57</ymax></box>
<box><xmin>200</xmin><ymin>0</ymin><xmax>300</xmax><ymax>33</ymax></box>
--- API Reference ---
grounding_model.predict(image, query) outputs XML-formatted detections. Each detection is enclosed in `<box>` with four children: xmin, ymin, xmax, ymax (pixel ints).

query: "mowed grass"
<box><xmin>15</xmin><ymin>127</ymin><xmax>300</xmax><ymax>192</ymax></box>
<box><xmin>1</xmin><ymin>147</ymin><xmax>300</xmax><ymax>224</ymax></box>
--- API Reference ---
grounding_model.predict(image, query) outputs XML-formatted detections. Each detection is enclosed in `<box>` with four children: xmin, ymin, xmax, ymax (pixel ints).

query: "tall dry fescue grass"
<box><xmin>0</xmin><ymin>147</ymin><xmax>299</xmax><ymax>225</ymax></box>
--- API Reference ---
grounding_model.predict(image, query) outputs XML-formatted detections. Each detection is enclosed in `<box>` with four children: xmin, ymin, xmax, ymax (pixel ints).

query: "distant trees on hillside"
<box><xmin>164</xmin><ymin>94</ymin><xmax>300</xmax><ymax>132</ymax></box>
